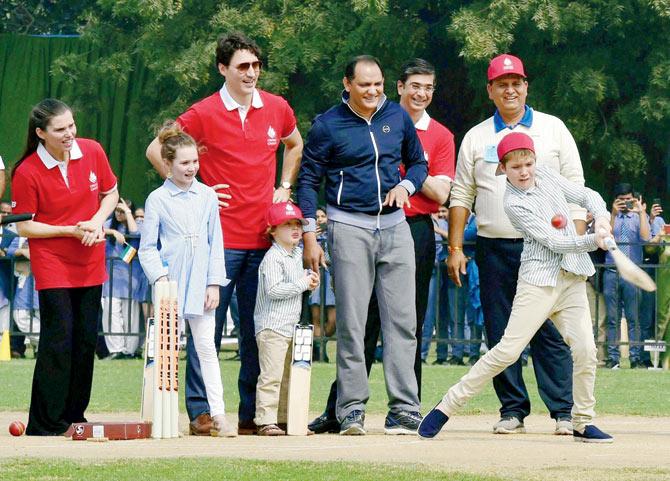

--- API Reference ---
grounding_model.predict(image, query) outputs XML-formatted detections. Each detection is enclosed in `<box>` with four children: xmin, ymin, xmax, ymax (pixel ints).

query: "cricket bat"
<box><xmin>602</xmin><ymin>234</ymin><xmax>656</xmax><ymax>292</ymax></box>
<box><xmin>140</xmin><ymin>316</ymin><xmax>156</xmax><ymax>422</ymax></box>
<box><xmin>286</xmin><ymin>322</ymin><xmax>314</xmax><ymax>435</ymax></box>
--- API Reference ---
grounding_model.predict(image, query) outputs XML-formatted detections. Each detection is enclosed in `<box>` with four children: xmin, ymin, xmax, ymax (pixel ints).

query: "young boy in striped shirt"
<box><xmin>419</xmin><ymin>132</ymin><xmax>615</xmax><ymax>443</ymax></box>
<box><xmin>253</xmin><ymin>201</ymin><xmax>319</xmax><ymax>436</ymax></box>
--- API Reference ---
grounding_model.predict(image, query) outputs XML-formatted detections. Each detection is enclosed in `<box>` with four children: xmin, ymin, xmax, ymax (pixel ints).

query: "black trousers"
<box><xmin>27</xmin><ymin>285</ymin><xmax>102</xmax><ymax>435</ymax></box>
<box><xmin>323</xmin><ymin>216</ymin><xmax>436</xmax><ymax>417</ymax></box>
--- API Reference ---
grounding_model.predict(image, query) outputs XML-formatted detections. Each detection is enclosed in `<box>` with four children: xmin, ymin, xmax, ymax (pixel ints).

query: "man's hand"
<box><xmin>650</xmin><ymin>203</ymin><xmax>663</xmax><ymax>222</ymax></box>
<box><xmin>593</xmin><ymin>216</ymin><xmax>612</xmax><ymax>237</ymax></box>
<box><xmin>382</xmin><ymin>185</ymin><xmax>410</xmax><ymax>209</ymax></box>
<box><xmin>446</xmin><ymin>250</ymin><xmax>467</xmax><ymax>287</ymax></box>
<box><xmin>595</xmin><ymin>229</ymin><xmax>611</xmax><ymax>251</ymax></box>
<box><xmin>273</xmin><ymin>186</ymin><xmax>291</xmax><ymax>203</ymax></box>
<box><xmin>211</xmin><ymin>183</ymin><xmax>232</xmax><ymax>208</ymax></box>
<box><xmin>303</xmin><ymin>232</ymin><xmax>326</xmax><ymax>272</ymax></box>
<box><xmin>204</xmin><ymin>285</ymin><xmax>220</xmax><ymax>311</ymax></box>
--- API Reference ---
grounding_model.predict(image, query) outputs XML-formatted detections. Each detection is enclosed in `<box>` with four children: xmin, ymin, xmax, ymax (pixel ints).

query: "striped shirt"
<box><xmin>504</xmin><ymin>166</ymin><xmax>609</xmax><ymax>287</ymax></box>
<box><xmin>450</xmin><ymin>109</ymin><xmax>585</xmax><ymax>238</ymax></box>
<box><xmin>254</xmin><ymin>242</ymin><xmax>311</xmax><ymax>337</ymax></box>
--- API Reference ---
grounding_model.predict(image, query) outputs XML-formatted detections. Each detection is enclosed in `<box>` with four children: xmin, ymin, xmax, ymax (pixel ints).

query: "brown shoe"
<box><xmin>189</xmin><ymin>413</ymin><xmax>213</xmax><ymax>436</ymax></box>
<box><xmin>258</xmin><ymin>424</ymin><xmax>286</xmax><ymax>436</ymax></box>
<box><xmin>238</xmin><ymin>419</ymin><xmax>257</xmax><ymax>435</ymax></box>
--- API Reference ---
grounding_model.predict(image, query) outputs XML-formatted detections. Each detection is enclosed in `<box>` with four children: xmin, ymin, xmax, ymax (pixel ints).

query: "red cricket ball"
<box><xmin>551</xmin><ymin>214</ymin><xmax>567</xmax><ymax>229</ymax></box>
<box><xmin>9</xmin><ymin>420</ymin><xmax>25</xmax><ymax>437</ymax></box>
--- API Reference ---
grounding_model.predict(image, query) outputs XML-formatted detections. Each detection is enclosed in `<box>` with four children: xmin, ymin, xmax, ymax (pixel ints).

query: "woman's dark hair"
<box><xmin>109</xmin><ymin>198</ymin><xmax>134</xmax><ymax>245</ymax></box>
<box><xmin>13</xmin><ymin>98</ymin><xmax>72</xmax><ymax>178</ymax></box>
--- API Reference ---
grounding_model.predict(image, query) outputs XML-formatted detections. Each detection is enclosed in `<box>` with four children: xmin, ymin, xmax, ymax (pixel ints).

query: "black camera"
<box><xmin>624</xmin><ymin>200</ymin><xmax>634</xmax><ymax>210</ymax></box>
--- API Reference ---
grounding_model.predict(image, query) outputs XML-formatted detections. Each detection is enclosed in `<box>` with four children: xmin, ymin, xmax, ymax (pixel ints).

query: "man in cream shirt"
<box><xmin>447</xmin><ymin>54</ymin><xmax>585</xmax><ymax>436</ymax></box>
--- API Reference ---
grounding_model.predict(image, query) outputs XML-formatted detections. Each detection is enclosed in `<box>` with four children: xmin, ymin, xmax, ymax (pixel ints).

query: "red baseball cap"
<box><xmin>487</xmin><ymin>54</ymin><xmax>526</xmax><ymax>81</ymax></box>
<box><xmin>495</xmin><ymin>132</ymin><xmax>535</xmax><ymax>175</ymax></box>
<box><xmin>267</xmin><ymin>201</ymin><xmax>307</xmax><ymax>227</ymax></box>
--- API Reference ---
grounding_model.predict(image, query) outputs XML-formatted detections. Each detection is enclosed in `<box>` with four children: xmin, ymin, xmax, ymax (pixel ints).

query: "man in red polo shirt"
<box><xmin>146</xmin><ymin>32</ymin><xmax>303</xmax><ymax>436</ymax></box>
<box><xmin>308</xmin><ymin>58</ymin><xmax>455</xmax><ymax>434</ymax></box>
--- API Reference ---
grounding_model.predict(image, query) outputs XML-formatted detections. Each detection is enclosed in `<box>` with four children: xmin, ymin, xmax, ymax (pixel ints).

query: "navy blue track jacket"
<box><xmin>297</xmin><ymin>95</ymin><xmax>428</xmax><ymax>220</ymax></box>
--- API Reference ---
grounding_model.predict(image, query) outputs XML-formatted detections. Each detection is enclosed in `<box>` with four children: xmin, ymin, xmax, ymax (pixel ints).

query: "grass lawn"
<box><xmin>0</xmin><ymin>459</ymin><xmax>506</xmax><ymax>481</ymax></box>
<box><xmin>1</xmin><ymin>352</ymin><xmax>669</xmax><ymax>415</ymax></box>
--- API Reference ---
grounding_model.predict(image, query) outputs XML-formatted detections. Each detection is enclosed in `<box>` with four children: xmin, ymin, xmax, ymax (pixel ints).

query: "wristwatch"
<box><xmin>280</xmin><ymin>181</ymin><xmax>292</xmax><ymax>190</ymax></box>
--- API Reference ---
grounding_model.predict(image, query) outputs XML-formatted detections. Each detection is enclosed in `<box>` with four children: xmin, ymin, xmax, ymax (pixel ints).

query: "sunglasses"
<box><xmin>235</xmin><ymin>61</ymin><xmax>262</xmax><ymax>73</ymax></box>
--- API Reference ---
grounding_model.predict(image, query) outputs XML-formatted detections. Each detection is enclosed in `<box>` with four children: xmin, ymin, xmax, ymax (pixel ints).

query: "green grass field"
<box><xmin>1</xmin><ymin>354</ymin><xmax>669</xmax><ymax>415</ymax></box>
<box><xmin>0</xmin><ymin>459</ymin><xmax>505</xmax><ymax>481</ymax></box>
<box><xmin>2</xmin><ymin>355</ymin><xmax>669</xmax><ymax>481</ymax></box>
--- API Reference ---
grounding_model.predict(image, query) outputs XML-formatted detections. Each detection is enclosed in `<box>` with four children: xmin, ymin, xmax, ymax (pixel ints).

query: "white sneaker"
<box><xmin>493</xmin><ymin>416</ymin><xmax>526</xmax><ymax>434</ymax></box>
<box><xmin>211</xmin><ymin>415</ymin><xmax>237</xmax><ymax>438</ymax></box>
<box><xmin>555</xmin><ymin>418</ymin><xmax>573</xmax><ymax>435</ymax></box>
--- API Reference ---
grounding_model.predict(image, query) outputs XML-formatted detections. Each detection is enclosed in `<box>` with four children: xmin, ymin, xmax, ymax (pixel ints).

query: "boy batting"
<box><xmin>419</xmin><ymin>132</ymin><xmax>614</xmax><ymax>443</ymax></box>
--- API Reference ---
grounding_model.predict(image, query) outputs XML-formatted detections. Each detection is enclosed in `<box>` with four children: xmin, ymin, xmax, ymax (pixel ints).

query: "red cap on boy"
<box><xmin>267</xmin><ymin>201</ymin><xmax>307</xmax><ymax>227</ymax></box>
<box><xmin>495</xmin><ymin>132</ymin><xmax>535</xmax><ymax>175</ymax></box>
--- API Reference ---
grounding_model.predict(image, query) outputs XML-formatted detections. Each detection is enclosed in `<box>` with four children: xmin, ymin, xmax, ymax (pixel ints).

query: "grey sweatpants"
<box><xmin>329</xmin><ymin>220</ymin><xmax>420</xmax><ymax>421</ymax></box>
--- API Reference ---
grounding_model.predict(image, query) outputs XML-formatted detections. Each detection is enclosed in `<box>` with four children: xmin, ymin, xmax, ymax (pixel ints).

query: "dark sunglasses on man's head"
<box><xmin>235</xmin><ymin>61</ymin><xmax>262</xmax><ymax>72</ymax></box>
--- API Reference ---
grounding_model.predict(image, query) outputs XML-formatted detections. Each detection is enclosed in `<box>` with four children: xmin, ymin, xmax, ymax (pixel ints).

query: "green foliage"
<box><xmin>4</xmin><ymin>0</ymin><xmax>669</xmax><ymax>200</ymax></box>
<box><xmin>449</xmin><ymin>0</ymin><xmax>670</xmax><ymax>194</ymax></box>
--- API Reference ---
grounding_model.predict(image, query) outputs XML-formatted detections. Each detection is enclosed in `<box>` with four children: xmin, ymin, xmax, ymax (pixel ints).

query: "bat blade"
<box><xmin>287</xmin><ymin>324</ymin><xmax>313</xmax><ymax>436</ymax></box>
<box><xmin>140</xmin><ymin>316</ymin><xmax>155</xmax><ymax>422</ymax></box>
<box><xmin>604</xmin><ymin>237</ymin><xmax>656</xmax><ymax>292</ymax></box>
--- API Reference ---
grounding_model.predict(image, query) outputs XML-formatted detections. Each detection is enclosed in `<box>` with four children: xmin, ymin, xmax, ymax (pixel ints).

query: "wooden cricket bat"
<box><xmin>286</xmin><ymin>323</ymin><xmax>314</xmax><ymax>435</ymax></box>
<box><xmin>140</xmin><ymin>316</ymin><xmax>156</xmax><ymax>422</ymax></box>
<box><xmin>603</xmin><ymin>235</ymin><xmax>656</xmax><ymax>292</ymax></box>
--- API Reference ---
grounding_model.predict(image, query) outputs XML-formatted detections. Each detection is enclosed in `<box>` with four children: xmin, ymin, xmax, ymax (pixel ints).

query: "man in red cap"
<box><xmin>419</xmin><ymin>132</ymin><xmax>614</xmax><ymax>443</ymax></box>
<box><xmin>447</xmin><ymin>54</ymin><xmax>586</xmax><ymax>435</ymax></box>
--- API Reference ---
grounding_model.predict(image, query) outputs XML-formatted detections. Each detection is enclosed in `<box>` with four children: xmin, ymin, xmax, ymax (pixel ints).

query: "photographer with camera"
<box><xmin>603</xmin><ymin>183</ymin><xmax>650</xmax><ymax>369</ymax></box>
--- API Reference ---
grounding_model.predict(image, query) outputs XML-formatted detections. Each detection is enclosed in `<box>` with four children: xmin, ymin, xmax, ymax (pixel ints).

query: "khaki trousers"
<box><xmin>441</xmin><ymin>270</ymin><xmax>597</xmax><ymax>431</ymax></box>
<box><xmin>254</xmin><ymin>329</ymin><xmax>292</xmax><ymax>426</ymax></box>
<box><xmin>586</xmin><ymin>281</ymin><xmax>607</xmax><ymax>363</ymax></box>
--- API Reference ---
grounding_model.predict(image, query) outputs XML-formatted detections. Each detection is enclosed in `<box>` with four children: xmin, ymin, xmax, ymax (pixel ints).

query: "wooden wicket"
<box><xmin>141</xmin><ymin>280</ymin><xmax>180</xmax><ymax>439</ymax></box>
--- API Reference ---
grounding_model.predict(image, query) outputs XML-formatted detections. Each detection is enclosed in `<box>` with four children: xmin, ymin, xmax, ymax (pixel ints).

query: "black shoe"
<box><xmin>467</xmin><ymin>356</ymin><xmax>479</xmax><ymax>366</ymax></box>
<box><xmin>432</xmin><ymin>358</ymin><xmax>447</xmax><ymax>365</ymax></box>
<box><xmin>447</xmin><ymin>357</ymin><xmax>465</xmax><ymax>366</ymax></box>
<box><xmin>308</xmin><ymin>412</ymin><xmax>339</xmax><ymax>434</ymax></box>
<box><xmin>340</xmin><ymin>410</ymin><xmax>365</xmax><ymax>435</ymax></box>
<box><xmin>521</xmin><ymin>358</ymin><xmax>528</xmax><ymax>367</ymax></box>
<box><xmin>384</xmin><ymin>410</ymin><xmax>423</xmax><ymax>435</ymax></box>
<box><xmin>629</xmin><ymin>360</ymin><xmax>645</xmax><ymax>369</ymax></box>
<box><xmin>604</xmin><ymin>359</ymin><xmax>620</xmax><ymax>370</ymax></box>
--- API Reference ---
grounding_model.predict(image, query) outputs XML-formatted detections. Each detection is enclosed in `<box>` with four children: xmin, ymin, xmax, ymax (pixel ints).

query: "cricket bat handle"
<box><xmin>598</xmin><ymin>229</ymin><xmax>617</xmax><ymax>251</ymax></box>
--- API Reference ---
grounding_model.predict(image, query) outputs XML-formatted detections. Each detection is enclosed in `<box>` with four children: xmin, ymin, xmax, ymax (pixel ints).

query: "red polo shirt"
<box><xmin>402</xmin><ymin>113</ymin><xmax>455</xmax><ymax>217</ymax></box>
<box><xmin>177</xmin><ymin>88</ymin><xmax>297</xmax><ymax>249</ymax></box>
<box><xmin>11</xmin><ymin>139</ymin><xmax>117</xmax><ymax>290</ymax></box>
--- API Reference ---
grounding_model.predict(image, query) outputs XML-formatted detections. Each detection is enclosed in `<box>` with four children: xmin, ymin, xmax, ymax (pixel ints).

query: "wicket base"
<box><xmin>70</xmin><ymin>422</ymin><xmax>152</xmax><ymax>441</ymax></box>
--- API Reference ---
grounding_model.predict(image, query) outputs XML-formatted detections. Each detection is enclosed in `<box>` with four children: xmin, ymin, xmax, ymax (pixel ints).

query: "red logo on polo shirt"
<box><xmin>89</xmin><ymin>171</ymin><xmax>98</xmax><ymax>191</ymax></box>
<box><xmin>267</xmin><ymin>126</ymin><xmax>278</xmax><ymax>146</ymax></box>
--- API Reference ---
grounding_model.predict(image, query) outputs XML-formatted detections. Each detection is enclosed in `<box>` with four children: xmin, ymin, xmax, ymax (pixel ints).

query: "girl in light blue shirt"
<box><xmin>139</xmin><ymin>121</ymin><xmax>235</xmax><ymax>437</ymax></box>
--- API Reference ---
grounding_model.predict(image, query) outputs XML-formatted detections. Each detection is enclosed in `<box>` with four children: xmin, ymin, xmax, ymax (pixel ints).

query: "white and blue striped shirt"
<box><xmin>504</xmin><ymin>166</ymin><xmax>610</xmax><ymax>287</ymax></box>
<box><xmin>254</xmin><ymin>243</ymin><xmax>311</xmax><ymax>337</ymax></box>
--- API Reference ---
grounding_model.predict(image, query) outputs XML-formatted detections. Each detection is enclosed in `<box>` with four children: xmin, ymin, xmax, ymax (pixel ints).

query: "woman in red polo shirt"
<box><xmin>11</xmin><ymin>98</ymin><xmax>119</xmax><ymax>436</ymax></box>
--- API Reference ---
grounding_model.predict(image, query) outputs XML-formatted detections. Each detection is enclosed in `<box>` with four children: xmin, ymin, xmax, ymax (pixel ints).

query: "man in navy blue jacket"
<box><xmin>298</xmin><ymin>55</ymin><xmax>428</xmax><ymax>435</ymax></box>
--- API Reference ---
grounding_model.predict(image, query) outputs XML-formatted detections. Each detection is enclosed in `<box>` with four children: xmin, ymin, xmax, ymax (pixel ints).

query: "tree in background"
<box><xmin>3</xmin><ymin>0</ymin><xmax>670</xmax><ymax>200</ymax></box>
<box><xmin>443</xmin><ymin>0</ymin><xmax>670</xmax><ymax>194</ymax></box>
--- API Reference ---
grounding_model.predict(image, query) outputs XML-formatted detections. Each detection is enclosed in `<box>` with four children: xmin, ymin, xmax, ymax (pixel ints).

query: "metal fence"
<box><xmin>5</xmin><ymin>237</ymin><xmax>670</xmax><ymax>367</ymax></box>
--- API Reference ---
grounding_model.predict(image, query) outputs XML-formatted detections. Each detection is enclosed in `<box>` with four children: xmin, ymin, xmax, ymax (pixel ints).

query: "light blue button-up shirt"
<box><xmin>139</xmin><ymin>178</ymin><xmax>229</xmax><ymax>318</ymax></box>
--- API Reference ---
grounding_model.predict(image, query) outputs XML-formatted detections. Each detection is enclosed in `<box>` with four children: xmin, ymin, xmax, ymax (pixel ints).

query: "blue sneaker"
<box><xmin>417</xmin><ymin>405</ymin><xmax>449</xmax><ymax>439</ymax></box>
<box><xmin>339</xmin><ymin>410</ymin><xmax>366</xmax><ymax>435</ymax></box>
<box><xmin>384</xmin><ymin>410</ymin><xmax>423</xmax><ymax>435</ymax></box>
<box><xmin>573</xmin><ymin>425</ymin><xmax>613</xmax><ymax>443</ymax></box>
